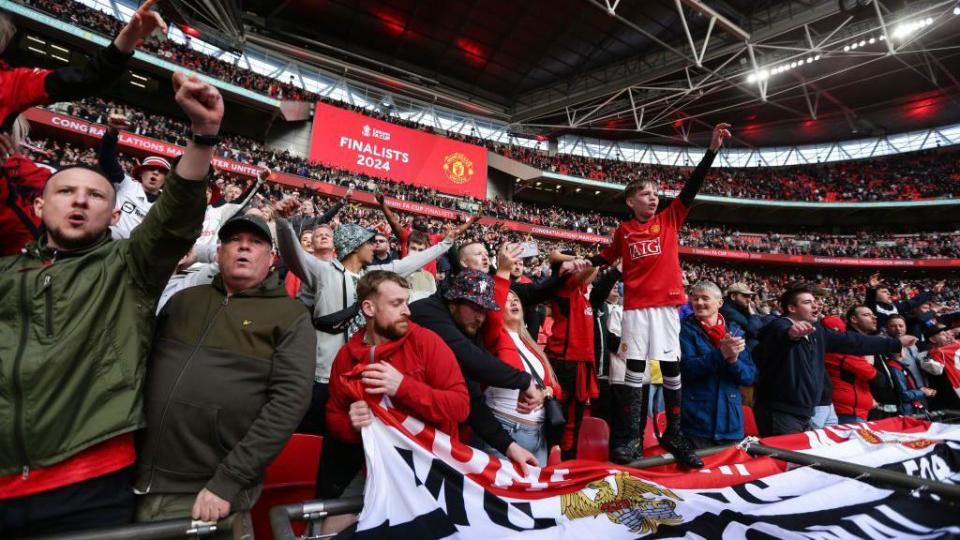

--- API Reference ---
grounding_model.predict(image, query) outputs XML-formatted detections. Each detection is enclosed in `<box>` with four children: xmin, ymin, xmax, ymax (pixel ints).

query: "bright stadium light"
<box><xmin>954</xmin><ymin>6</ymin><xmax>959</xmax><ymax>15</ymax></box>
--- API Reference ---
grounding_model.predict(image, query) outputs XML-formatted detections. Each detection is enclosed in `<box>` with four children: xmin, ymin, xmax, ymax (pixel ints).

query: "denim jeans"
<box><xmin>836</xmin><ymin>414</ymin><xmax>866</xmax><ymax>425</ymax></box>
<box><xmin>474</xmin><ymin>416</ymin><xmax>548</xmax><ymax>466</ymax></box>
<box><xmin>810</xmin><ymin>404</ymin><xmax>838</xmax><ymax>429</ymax></box>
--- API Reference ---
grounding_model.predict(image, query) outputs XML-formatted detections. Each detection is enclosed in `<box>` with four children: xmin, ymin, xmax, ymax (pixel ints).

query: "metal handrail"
<box><xmin>269</xmin><ymin>496</ymin><xmax>364</xmax><ymax>540</ymax></box>
<box><xmin>23</xmin><ymin>518</ymin><xmax>223</xmax><ymax>540</ymax></box>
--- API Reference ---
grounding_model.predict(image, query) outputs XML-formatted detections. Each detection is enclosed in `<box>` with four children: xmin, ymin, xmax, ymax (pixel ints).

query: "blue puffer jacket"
<box><xmin>679</xmin><ymin>315</ymin><xmax>757</xmax><ymax>442</ymax></box>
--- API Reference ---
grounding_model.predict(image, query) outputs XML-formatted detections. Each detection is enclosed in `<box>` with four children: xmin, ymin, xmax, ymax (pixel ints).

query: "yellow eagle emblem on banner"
<box><xmin>561</xmin><ymin>472</ymin><xmax>683</xmax><ymax>534</ymax></box>
<box><xmin>442</xmin><ymin>152</ymin><xmax>475</xmax><ymax>184</ymax></box>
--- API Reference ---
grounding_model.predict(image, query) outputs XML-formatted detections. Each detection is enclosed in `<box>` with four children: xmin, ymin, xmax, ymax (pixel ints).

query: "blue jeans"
<box><xmin>837</xmin><ymin>414</ymin><xmax>866</xmax><ymax>425</ymax></box>
<box><xmin>648</xmin><ymin>384</ymin><xmax>665</xmax><ymax>416</ymax></box>
<box><xmin>810</xmin><ymin>404</ymin><xmax>838</xmax><ymax>429</ymax></box>
<box><xmin>474</xmin><ymin>416</ymin><xmax>548</xmax><ymax>466</ymax></box>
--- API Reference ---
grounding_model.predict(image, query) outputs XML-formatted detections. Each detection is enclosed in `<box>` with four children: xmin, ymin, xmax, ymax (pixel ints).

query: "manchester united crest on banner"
<box><xmin>443</xmin><ymin>152</ymin><xmax>475</xmax><ymax>184</ymax></box>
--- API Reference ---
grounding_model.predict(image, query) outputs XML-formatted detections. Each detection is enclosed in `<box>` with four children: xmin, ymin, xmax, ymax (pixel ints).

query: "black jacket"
<box><xmin>410</xmin><ymin>292</ymin><xmax>531</xmax><ymax>453</ymax></box>
<box><xmin>755</xmin><ymin>317</ymin><xmax>901</xmax><ymax>417</ymax></box>
<box><xmin>866</xmin><ymin>289</ymin><xmax>933</xmax><ymax>329</ymax></box>
<box><xmin>589</xmin><ymin>269</ymin><xmax>622</xmax><ymax>376</ymax></box>
<box><xmin>720</xmin><ymin>301</ymin><xmax>764</xmax><ymax>353</ymax></box>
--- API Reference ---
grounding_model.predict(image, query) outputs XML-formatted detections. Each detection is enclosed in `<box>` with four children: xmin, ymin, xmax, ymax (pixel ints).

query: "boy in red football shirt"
<box><xmin>578</xmin><ymin>123</ymin><xmax>731</xmax><ymax>467</ymax></box>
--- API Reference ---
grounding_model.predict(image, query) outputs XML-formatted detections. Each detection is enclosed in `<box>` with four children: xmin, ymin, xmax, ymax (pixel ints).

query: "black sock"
<box><xmin>661</xmin><ymin>361</ymin><xmax>682</xmax><ymax>434</ymax></box>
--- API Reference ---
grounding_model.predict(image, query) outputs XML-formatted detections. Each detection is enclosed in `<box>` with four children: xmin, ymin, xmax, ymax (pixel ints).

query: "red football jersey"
<box><xmin>546</xmin><ymin>275</ymin><xmax>595</xmax><ymax>362</ymax></box>
<box><xmin>600</xmin><ymin>200</ymin><xmax>688</xmax><ymax>310</ymax></box>
<box><xmin>929</xmin><ymin>341</ymin><xmax>960</xmax><ymax>399</ymax></box>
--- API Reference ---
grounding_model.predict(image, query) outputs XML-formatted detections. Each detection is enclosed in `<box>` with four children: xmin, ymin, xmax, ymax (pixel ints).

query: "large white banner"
<box><xmin>348</xmin><ymin>391</ymin><xmax>959</xmax><ymax>539</ymax></box>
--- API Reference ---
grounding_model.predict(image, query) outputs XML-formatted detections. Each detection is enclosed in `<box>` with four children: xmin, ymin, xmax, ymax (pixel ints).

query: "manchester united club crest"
<box><xmin>443</xmin><ymin>152</ymin><xmax>475</xmax><ymax>184</ymax></box>
<box><xmin>650</xmin><ymin>223</ymin><xmax>661</xmax><ymax>234</ymax></box>
<box><xmin>561</xmin><ymin>472</ymin><xmax>683</xmax><ymax>534</ymax></box>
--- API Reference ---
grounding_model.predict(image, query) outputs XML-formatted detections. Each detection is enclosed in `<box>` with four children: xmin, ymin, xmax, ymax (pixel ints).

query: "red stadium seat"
<box><xmin>250</xmin><ymin>433</ymin><xmax>323</xmax><ymax>540</ymax></box>
<box><xmin>743</xmin><ymin>405</ymin><xmax>759</xmax><ymax>437</ymax></box>
<box><xmin>575</xmin><ymin>416</ymin><xmax>610</xmax><ymax>462</ymax></box>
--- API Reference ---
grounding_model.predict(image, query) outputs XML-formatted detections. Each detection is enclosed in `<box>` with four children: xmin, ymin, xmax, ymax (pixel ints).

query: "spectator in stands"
<box><xmin>312</xmin><ymin>224</ymin><xmax>335</xmax><ymax>261</ymax></box>
<box><xmin>410</xmin><ymin>268</ymin><xmax>545</xmax><ymax>469</ymax></box>
<box><xmin>545</xmin><ymin>253</ymin><xmax>620</xmax><ymax>459</ymax></box>
<box><xmin>325</xmin><ymin>271</ymin><xmax>469</xmax><ymax>534</ymax></box>
<box><xmin>823</xmin><ymin>308</ymin><xmax>880</xmax><ymax>424</ymax></box>
<box><xmin>579</xmin><ymin>122</ymin><xmax>732</xmax><ymax>469</ymax></box>
<box><xmin>923</xmin><ymin>325</ymin><xmax>960</xmax><ymax>410</ymax></box>
<box><xmin>475</xmin><ymin>245</ymin><xmax>563</xmax><ymax>464</ymax></box>
<box><xmin>865</xmin><ymin>272</ymin><xmax>942</xmax><ymax>330</ymax></box>
<box><xmin>886</xmin><ymin>349</ymin><xmax>935</xmax><ymax>416</ymax></box>
<box><xmin>0</xmin><ymin>71</ymin><xmax>220</xmax><ymax>535</ymax></box>
<box><xmin>0</xmin><ymin>0</ymin><xmax>163</xmax><ymax>255</ymax></box>
<box><xmin>720</xmin><ymin>282</ymin><xmax>764</xmax><ymax>353</ymax></box>
<box><xmin>679</xmin><ymin>281</ymin><xmax>756</xmax><ymax>449</ymax></box>
<box><xmin>0</xmin><ymin>115</ymin><xmax>52</xmax><ymax>256</ymax></box>
<box><xmin>887</xmin><ymin>315</ymin><xmax>944</xmax><ymax>389</ymax></box>
<box><xmin>754</xmin><ymin>286</ymin><xmax>914</xmax><ymax>436</ymax></box>
<box><xmin>405</xmin><ymin>230</ymin><xmax>438</xmax><ymax>300</ymax></box>
<box><xmin>370</xmin><ymin>232</ymin><xmax>394</xmax><ymax>265</ymax></box>
<box><xmin>0</xmin><ymin>1</ymin><xmax>160</xmax><ymax>128</ymax></box>
<box><xmin>134</xmin><ymin>213</ymin><xmax>314</xmax><ymax>526</ymax></box>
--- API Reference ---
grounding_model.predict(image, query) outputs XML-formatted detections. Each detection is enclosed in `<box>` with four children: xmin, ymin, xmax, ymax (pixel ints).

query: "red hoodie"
<box><xmin>822</xmin><ymin>316</ymin><xmax>877</xmax><ymax>420</ymax></box>
<box><xmin>326</xmin><ymin>323</ymin><xmax>470</xmax><ymax>444</ymax></box>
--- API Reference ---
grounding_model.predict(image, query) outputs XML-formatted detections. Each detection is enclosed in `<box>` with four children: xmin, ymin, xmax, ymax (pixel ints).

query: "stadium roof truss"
<box><xmin>509</xmin><ymin>0</ymin><xmax>960</xmax><ymax>142</ymax></box>
<box><xmin>47</xmin><ymin>0</ymin><xmax>960</xmax><ymax>168</ymax></box>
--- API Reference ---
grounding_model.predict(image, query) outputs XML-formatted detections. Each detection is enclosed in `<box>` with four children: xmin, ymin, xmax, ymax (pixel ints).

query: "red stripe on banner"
<box><xmin>339</xmin><ymin>364</ymin><xmax>803</xmax><ymax>497</ymax></box>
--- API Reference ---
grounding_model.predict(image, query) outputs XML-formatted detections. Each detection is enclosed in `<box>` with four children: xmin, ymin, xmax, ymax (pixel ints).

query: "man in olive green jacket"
<box><xmin>134</xmin><ymin>214</ymin><xmax>315</xmax><ymax>530</ymax></box>
<box><xmin>0</xmin><ymin>72</ymin><xmax>224</xmax><ymax>535</ymax></box>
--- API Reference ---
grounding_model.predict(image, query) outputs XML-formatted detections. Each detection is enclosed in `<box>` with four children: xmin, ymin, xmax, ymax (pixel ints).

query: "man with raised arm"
<box><xmin>0</xmin><ymin>71</ymin><xmax>223</xmax><ymax>535</ymax></box>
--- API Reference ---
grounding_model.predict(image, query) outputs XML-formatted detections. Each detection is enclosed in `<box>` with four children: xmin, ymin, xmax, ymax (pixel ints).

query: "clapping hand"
<box><xmin>719</xmin><ymin>335</ymin><xmax>745</xmax><ymax>362</ymax></box>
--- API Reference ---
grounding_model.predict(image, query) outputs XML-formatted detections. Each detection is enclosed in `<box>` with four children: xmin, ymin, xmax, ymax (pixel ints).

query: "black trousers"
<box><xmin>298</xmin><ymin>381</ymin><xmax>329</xmax><ymax>435</ymax></box>
<box><xmin>754</xmin><ymin>406</ymin><xmax>812</xmax><ymax>437</ymax></box>
<box><xmin>0</xmin><ymin>467</ymin><xmax>135</xmax><ymax>538</ymax></box>
<box><xmin>552</xmin><ymin>360</ymin><xmax>587</xmax><ymax>460</ymax></box>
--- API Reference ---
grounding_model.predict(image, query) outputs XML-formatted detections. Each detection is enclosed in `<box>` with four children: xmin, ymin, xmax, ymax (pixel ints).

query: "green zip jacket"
<box><xmin>0</xmin><ymin>166</ymin><xmax>207</xmax><ymax>477</ymax></box>
<box><xmin>134</xmin><ymin>272</ymin><xmax>315</xmax><ymax>508</ymax></box>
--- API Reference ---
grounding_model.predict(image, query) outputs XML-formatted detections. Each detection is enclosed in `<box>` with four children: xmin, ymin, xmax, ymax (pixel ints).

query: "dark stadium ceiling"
<box><xmin>188</xmin><ymin>0</ymin><xmax>960</xmax><ymax>147</ymax></box>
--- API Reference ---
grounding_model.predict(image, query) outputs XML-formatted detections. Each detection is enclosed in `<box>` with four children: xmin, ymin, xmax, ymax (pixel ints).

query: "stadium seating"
<box><xmin>250</xmin><ymin>434</ymin><xmax>323</xmax><ymax>540</ymax></box>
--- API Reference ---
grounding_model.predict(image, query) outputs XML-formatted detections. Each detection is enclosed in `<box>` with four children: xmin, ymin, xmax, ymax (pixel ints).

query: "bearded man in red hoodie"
<box><xmin>327</xmin><ymin>270</ymin><xmax>470</xmax><ymax>443</ymax></box>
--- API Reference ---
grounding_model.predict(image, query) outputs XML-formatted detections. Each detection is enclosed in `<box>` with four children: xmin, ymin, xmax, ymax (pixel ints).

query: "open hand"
<box><xmin>114</xmin><ymin>0</ymin><xmax>167</xmax><ymax>53</ymax></box>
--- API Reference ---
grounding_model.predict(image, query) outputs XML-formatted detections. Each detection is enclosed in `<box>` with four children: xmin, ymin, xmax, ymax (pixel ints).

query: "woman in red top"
<box><xmin>478</xmin><ymin>244</ymin><xmax>562</xmax><ymax>465</ymax></box>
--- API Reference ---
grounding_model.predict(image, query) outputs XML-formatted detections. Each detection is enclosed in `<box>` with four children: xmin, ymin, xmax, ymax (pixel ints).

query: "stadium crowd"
<box><xmin>22</xmin><ymin>131</ymin><xmax>960</xmax><ymax>260</ymax></box>
<box><xmin>17</xmin><ymin>0</ymin><xmax>960</xmax><ymax>204</ymax></box>
<box><xmin>4</xmin><ymin>3</ymin><xmax>960</xmax><ymax>538</ymax></box>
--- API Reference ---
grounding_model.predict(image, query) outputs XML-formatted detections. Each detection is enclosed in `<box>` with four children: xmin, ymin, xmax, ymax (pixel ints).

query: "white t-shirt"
<box><xmin>110</xmin><ymin>175</ymin><xmax>154</xmax><ymax>239</ymax></box>
<box><xmin>484</xmin><ymin>331</ymin><xmax>546</xmax><ymax>424</ymax></box>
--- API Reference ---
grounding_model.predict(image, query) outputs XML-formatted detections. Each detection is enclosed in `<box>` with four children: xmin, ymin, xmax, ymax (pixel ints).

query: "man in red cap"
<box><xmin>98</xmin><ymin>112</ymin><xmax>172</xmax><ymax>239</ymax></box>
